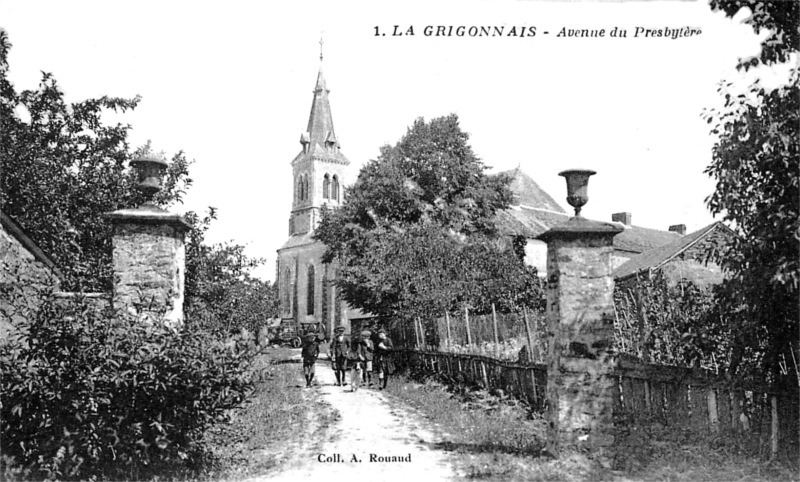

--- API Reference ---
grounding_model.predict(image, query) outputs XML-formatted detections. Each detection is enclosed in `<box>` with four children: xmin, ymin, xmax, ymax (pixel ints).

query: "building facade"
<box><xmin>276</xmin><ymin>65</ymin><xmax>358</xmax><ymax>336</ymax></box>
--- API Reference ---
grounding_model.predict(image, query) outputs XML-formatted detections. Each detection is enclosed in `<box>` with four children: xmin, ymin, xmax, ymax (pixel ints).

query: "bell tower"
<box><xmin>288</xmin><ymin>46</ymin><xmax>350</xmax><ymax>236</ymax></box>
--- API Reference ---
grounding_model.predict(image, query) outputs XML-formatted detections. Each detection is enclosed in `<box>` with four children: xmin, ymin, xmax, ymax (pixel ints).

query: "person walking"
<box><xmin>349</xmin><ymin>334</ymin><xmax>365</xmax><ymax>392</ymax></box>
<box><xmin>301</xmin><ymin>332</ymin><xmax>319</xmax><ymax>389</ymax></box>
<box><xmin>375</xmin><ymin>328</ymin><xmax>394</xmax><ymax>390</ymax></box>
<box><xmin>329</xmin><ymin>327</ymin><xmax>348</xmax><ymax>386</ymax></box>
<box><xmin>360</xmin><ymin>330</ymin><xmax>374</xmax><ymax>388</ymax></box>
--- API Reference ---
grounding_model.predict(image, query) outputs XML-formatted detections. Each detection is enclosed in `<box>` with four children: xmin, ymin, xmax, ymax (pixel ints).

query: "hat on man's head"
<box><xmin>334</xmin><ymin>326</ymin><xmax>345</xmax><ymax>334</ymax></box>
<box><xmin>361</xmin><ymin>330</ymin><xmax>372</xmax><ymax>337</ymax></box>
<box><xmin>377</xmin><ymin>327</ymin><xmax>386</xmax><ymax>334</ymax></box>
<box><xmin>305</xmin><ymin>333</ymin><xmax>316</xmax><ymax>340</ymax></box>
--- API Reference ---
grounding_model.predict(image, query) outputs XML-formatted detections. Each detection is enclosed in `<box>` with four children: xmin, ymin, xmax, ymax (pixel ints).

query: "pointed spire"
<box><xmin>303</xmin><ymin>66</ymin><xmax>336</xmax><ymax>153</ymax></box>
<box><xmin>294</xmin><ymin>39</ymin><xmax>348</xmax><ymax>166</ymax></box>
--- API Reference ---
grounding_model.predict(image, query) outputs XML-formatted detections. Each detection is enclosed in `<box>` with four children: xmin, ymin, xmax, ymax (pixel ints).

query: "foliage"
<box><xmin>614</xmin><ymin>274</ymin><xmax>727</xmax><ymax>370</ymax></box>
<box><xmin>316</xmin><ymin>114</ymin><xmax>542</xmax><ymax>321</ymax></box>
<box><xmin>702</xmin><ymin>4</ymin><xmax>799</xmax><ymax>381</ymax></box>
<box><xmin>184</xmin><ymin>208</ymin><xmax>279</xmax><ymax>337</ymax></box>
<box><xmin>710</xmin><ymin>1</ymin><xmax>799</xmax><ymax>70</ymax></box>
<box><xmin>0</xmin><ymin>30</ymin><xmax>192</xmax><ymax>292</ymax></box>
<box><xmin>0</xmin><ymin>292</ymin><xmax>255</xmax><ymax>481</ymax></box>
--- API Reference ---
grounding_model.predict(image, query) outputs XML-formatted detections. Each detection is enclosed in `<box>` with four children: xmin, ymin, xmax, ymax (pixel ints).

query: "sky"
<box><xmin>0</xmin><ymin>0</ymin><xmax>787</xmax><ymax>281</ymax></box>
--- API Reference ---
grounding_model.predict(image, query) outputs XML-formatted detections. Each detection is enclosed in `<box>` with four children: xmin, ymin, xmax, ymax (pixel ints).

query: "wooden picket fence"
<box><xmin>391</xmin><ymin>348</ymin><xmax>799</xmax><ymax>457</ymax></box>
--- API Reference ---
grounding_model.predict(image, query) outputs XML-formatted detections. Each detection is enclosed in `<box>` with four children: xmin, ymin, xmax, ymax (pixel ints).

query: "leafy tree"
<box><xmin>316</xmin><ymin>114</ymin><xmax>542</xmax><ymax>322</ymax></box>
<box><xmin>710</xmin><ymin>1</ymin><xmax>798</xmax><ymax>69</ymax></box>
<box><xmin>184</xmin><ymin>208</ymin><xmax>279</xmax><ymax>337</ymax></box>
<box><xmin>0</xmin><ymin>30</ymin><xmax>192</xmax><ymax>292</ymax></box>
<box><xmin>703</xmin><ymin>3</ymin><xmax>799</xmax><ymax>380</ymax></box>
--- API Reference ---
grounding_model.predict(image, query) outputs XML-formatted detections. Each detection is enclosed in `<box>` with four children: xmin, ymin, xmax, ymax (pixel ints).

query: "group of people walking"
<box><xmin>301</xmin><ymin>325</ymin><xmax>393</xmax><ymax>391</ymax></box>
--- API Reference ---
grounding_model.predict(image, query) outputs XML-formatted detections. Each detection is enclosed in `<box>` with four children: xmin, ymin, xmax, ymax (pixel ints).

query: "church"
<box><xmin>275</xmin><ymin>61</ymin><xmax>367</xmax><ymax>338</ymax></box>
<box><xmin>276</xmin><ymin>58</ymin><xmax>709</xmax><ymax>340</ymax></box>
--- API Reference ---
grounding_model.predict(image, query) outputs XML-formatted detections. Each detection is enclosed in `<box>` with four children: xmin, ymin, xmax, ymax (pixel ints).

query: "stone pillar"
<box><xmin>106</xmin><ymin>209</ymin><xmax>190</xmax><ymax>328</ymax></box>
<box><xmin>538</xmin><ymin>216</ymin><xmax>622</xmax><ymax>461</ymax></box>
<box><xmin>105</xmin><ymin>153</ymin><xmax>189</xmax><ymax>329</ymax></box>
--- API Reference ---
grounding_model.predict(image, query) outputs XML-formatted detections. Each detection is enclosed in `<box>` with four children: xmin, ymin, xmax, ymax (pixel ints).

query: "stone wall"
<box><xmin>0</xmin><ymin>221</ymin><xmax>60</xmax><ymax>343</ymax></box>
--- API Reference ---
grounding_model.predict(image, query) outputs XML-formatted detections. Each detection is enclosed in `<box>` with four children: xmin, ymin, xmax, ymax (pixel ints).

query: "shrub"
<box><xmin>0</xmin><ymin>295</ymin><xmax>256</xmax><ymax>480</ymax></box>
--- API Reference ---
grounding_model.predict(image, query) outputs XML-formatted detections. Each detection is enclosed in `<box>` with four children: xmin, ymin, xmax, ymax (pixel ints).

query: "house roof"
<box><xmin>497</xmin><ymin>168</ymin><xmax>566</xmax><ymax>214</ymax></box>
<box><xmin>1</xmin><ymin>211</ymin><xmax>64</xmax><ymax>281</ymax></box>
<box><xmin>495</xmin><ymin>172</ymin><xmax>681</xmax><ymax>254</ymax></box>
<box><xmin>613</xmin><ymin>221</ymin><xmax>731</xmax><ymax>281</ymax></box>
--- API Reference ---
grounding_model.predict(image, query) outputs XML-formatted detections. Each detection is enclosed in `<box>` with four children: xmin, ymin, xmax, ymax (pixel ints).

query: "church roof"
<box><xmin>495</xmin><ymin>170</ymin><xmax>681</xmax><ymax>254</ymax></box>
<box><xmin>278</xmin><ymin>231</ymin><xmax>318</xmax><ymax>251</ymax></box>
<box><xmin>293</xmin><ymin>67</ymin><xmax>349</xmax><ymax>165</ymax></box>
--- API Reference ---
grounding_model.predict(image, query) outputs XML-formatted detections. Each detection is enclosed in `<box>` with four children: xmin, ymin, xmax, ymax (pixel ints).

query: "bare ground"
<box><xmin>251</xmin><ymin>360</ymin><xmax>457</xmax><ymax>481</ymax></box>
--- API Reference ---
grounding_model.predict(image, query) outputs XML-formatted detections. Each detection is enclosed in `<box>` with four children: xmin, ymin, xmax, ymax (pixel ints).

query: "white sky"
<box><xmin>0</xmin><ymin>0</ymin><xmax>784</xmax><ymax>281</ymax></box>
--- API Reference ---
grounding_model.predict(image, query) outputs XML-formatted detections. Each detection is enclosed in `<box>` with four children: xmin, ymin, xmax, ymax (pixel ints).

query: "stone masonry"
<box><xmin>106</xmin><ymin>209</ymin><xmax>189</xmax><ymax>328</ymax></box>
<box><xmin>538</xmin><ymin>217</ymin><xmax>622</xmax><ymax>462</ymax></box>
<box><xmin>0</xmin><ymin>213</ymin><xmax>62</xmax><ymax>343</ymax></box>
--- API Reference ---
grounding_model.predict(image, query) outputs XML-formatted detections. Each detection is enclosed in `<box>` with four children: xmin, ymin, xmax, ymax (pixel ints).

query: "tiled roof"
<box><xmin>613</xmin><ymin>225</ymin><xmax>680</xmax><ymax>254</ymax></box>
<box><xmin>494</xmin><ymin>169</ymin><xmax>680</xmax><ymax>254</ymax></box>
<box><xmin>613</xmin><ymin>222</ymin><xmax>729</xmax><ymax>281</ymax></box>
<box><xmin>497</xmin><ymin>205</ymin><xmax>680</xmax><ymax>254</ymax></box>
<box><xmin>497</xmin><ymin>168</ymin><xmax>567</xmax><ymax>214</ymax></box>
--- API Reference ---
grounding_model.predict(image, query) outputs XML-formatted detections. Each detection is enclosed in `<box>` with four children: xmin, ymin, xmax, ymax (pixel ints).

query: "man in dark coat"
<box><xmin>329</xmin><ymin>326</ymin><xmax>348</xmax><ymax>386</ymax></box>
<box><xmin>301</xmin><ymin>333</ymin><xmax>319</xmax><ymax>388</ymax></box>
<box><xmin>374</xmin><ymin>328</ymin><xmax>393</xmax><ymax>390</ymax></box>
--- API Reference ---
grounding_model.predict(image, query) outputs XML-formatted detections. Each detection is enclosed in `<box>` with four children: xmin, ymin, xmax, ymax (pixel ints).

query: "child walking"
<box><xmin>349</xmin><ymin>334</ymin><xmax>365</xmax><ymax>392</ymax></box>
<box><xmin>301</xmin><ymin>333</ymin><xmax>319</xmax><ymax>389</ymax></box>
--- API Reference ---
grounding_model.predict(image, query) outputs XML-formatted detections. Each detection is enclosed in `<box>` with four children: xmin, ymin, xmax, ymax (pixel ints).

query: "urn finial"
<box><xmin>558</xmin><ymin>169</ymin><xmax>596</xmax><ymax>217</ymax></box>
<box><xmin>130</xmin><ymin>152</ymin><xmax>168</xmax><ymax>207</ymax></box>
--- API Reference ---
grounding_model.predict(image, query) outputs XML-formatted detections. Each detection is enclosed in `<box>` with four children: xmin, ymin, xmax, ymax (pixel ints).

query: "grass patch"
<box><xmin>613</xmin><ymin>419</ymin><xmax>798</xmax><ymax>481</ymax></box>
<box><xmin>383</xmin><ymin>374</ymin><xmax>607</xmax><ymax>481</ymax></box>
<box><xmin>201</xmin><ymin>345</ymin><xmax>335</xmax><ymax>480</ymax></box>
<box><xmin>385</xmin><ymin>371</ymin><xmax>799</xmax><ymax>482</ymax></box>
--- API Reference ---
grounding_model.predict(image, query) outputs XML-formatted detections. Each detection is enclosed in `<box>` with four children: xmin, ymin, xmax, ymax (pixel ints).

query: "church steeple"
<box><xmin>301</xmin><ymin>67</ymin><xmax>339</xmax><ymax>154</ymax></box>
<box><xmin>288</xmin><ymin>48</ymin><xmax>350</xmax><ymax>237</ymax></box>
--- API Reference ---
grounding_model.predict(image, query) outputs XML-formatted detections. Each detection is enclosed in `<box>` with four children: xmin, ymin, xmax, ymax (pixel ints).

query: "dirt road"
<box><xmin>258</xmin><ymin>360</ymin><xmax>456</xmax><ymax>482</ymax></box>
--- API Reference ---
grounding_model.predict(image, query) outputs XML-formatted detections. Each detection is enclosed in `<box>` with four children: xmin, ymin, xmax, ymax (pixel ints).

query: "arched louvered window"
<box><xmin>303</xmin><ymin>174</ymin><xmax>309</xmax><ymax>201</ymax></box>
<box><xmin>307</xmin><ymin>264</ymin><xmax>315</xmax><ymax>315</ymax></box>
<box><xmin>323</xmin><ymin>174</ymin><xmax>330</xmax><ymax>199</ymax></box>
<box><xmin>332</xmin><ymin>175</ymin><xmax>339</xmax><ymax>202</ymax></box>
<box><xmin>295</xmin><ymin>176</ymin><xmax>301</xmax><ymax>202</ymax></box>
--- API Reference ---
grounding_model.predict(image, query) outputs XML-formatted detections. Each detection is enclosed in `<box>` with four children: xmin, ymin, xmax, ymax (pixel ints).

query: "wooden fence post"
<box><xmin>445</xmin><ymin>311</ymin><xmax>452</xmax><ymax>349</ymax></box>
<box><xmin>492</xmin><ymin>303</ymin><xmax>499</xmax><ymax>358</ymax></box>
<box><xmin>464</xmin><ymin>304</ymin><xmax>472</xmax><ymax>348</ymax></box>
<box><xmin>419</xmin><ymin>317</ymin><xmax>427</xmax><ymax>350</ymax></box>
<box><xmin>532</xmin><ymin>308</ymin><xmax>540</xmax><ymax>362</ymax></box>
<box><xmin>523</xmin><ymin>306</ymin><xmax>534</xmax><ymax>362</ymax></box>
<box><xmin>771</xmin><ymin>394</ymin><xmax>779</xmax><ymax>460</ymax></box>
<box><xmin>708</xmin><ymin>389</ymin><xmax>719</xmax><ymax>433</ymax></box>
<box><xmin>413</xmin><ymin>317</ymin><xmax>421</xmax><ymax>349</ymax></box>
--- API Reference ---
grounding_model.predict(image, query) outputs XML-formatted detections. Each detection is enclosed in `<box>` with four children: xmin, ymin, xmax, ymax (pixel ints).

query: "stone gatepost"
<box><xmin>537</xmin><ymin>170</ymin><xmax>622</xmax><ymax>462</ymax></box>
<box><xmin>105</xmin><ymin>154</ymin><xmax>190</xmax><ymax>328</ymax></box>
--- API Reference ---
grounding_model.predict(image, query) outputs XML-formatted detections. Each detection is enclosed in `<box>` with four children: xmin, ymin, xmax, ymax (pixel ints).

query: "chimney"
<box><xmin>612</xmin><ymin>212</ymin><xmax>632</xmax><ymax>226</ymax></box>
<box><xmin>669</xmin><ymin>224</ymin><xmax>687</xmax><ymax>236</ymax></box>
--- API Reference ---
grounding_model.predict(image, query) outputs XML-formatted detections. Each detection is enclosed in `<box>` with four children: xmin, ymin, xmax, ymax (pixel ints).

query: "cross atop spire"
<box><xmin>319</xmin><ymin>34</ymin><xmax>324</xmax><ymax>62</ymax></box>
